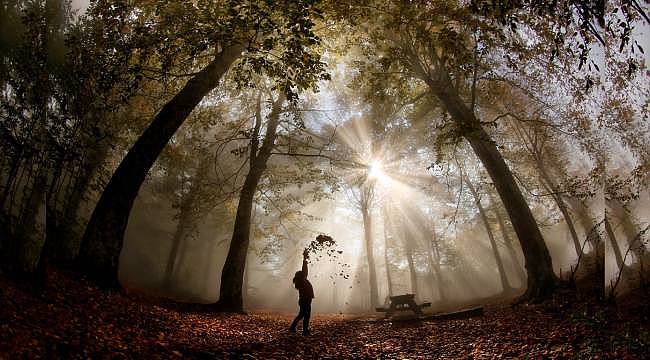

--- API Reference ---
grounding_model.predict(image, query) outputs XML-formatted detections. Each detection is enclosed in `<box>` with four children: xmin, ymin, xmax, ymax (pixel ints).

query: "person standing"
<box><xmin>289</xmin><ymin>250</ymin><xmax>314</xmax><ymax>335</ymax></box>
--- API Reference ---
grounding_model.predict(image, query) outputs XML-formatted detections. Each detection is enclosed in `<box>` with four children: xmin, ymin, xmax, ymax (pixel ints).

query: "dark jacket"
<box><xmin>295</xmin><ymin>259</ymin><xmax>314</xmax><ymax>299</ymax></box>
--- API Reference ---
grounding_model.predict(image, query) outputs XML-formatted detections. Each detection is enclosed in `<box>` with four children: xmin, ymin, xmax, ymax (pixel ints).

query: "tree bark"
<box><xmin>243</xmin><ymin>253</ymin><xmax>251</xmax><ymax>307</ymax></box>
<box><xmin>465</xmin><ymin>176</ymin><xmax>513</xmax><ymax>293</ymax></box>
<box><xmin>216</xmin><ymin>94</ymin><xmax>283</xmax><ymax>312</ymax></box>
<box><xmin>78</xmin><ymin>46</ymin><xmax>242</xmax><ymax>286</ymax></box>
<box><xmin>361</xmin><ymin>190</ymin><xmax>379</xmax><ymax>310</ymax></box>
<box><xmin>216</xmin><ymin>146</ymin><xmax>263</xmax><ymax>313</ymax></box>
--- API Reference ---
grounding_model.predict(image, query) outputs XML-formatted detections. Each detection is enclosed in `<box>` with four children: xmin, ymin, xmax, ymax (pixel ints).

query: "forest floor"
<box><xmin>1</xmin><ymin>268</ymin><xmax>648</xmax><ymax>359</ymax></box>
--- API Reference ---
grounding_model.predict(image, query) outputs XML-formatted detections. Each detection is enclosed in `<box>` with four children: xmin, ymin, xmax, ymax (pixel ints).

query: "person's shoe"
<box><xmin>288</xmin><ymin>327</ymin><xmax>296</xmax><ymax>333</ymax></box>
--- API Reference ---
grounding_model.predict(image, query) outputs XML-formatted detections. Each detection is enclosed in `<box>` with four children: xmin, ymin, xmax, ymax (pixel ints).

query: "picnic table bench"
<box><xmin>376</xmin><ymin>294</ymin><xmax>431</xmax><ymax>318</ymax></box>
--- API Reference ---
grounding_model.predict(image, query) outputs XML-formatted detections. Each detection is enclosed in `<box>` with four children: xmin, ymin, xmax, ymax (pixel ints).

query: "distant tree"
<box><xmin>463</xmin><ymin>168</ymin><xmax>514</xmax><ymax>294</ymax></box>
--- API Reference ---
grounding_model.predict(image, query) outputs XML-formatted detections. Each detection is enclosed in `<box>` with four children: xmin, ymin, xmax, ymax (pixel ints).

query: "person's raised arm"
<box><xmin>302</xmin><ymin>250</ymin><xmax>309</xmax><ymax>278</ymax></box>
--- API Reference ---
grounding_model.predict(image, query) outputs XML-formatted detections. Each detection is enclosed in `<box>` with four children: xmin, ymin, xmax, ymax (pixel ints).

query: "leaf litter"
<box><xmin>0</xmin><ymin>268</ymin><xmax>647</xmax><ymax>359</ymax></box>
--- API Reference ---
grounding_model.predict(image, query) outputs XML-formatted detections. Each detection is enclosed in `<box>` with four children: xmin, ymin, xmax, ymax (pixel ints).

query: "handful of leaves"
<box><xmin>304</xmin><ymin>234</ymin><xmax>336</xmax><ymax>258</ymax></box>
<box><xmin>304</xmin><ymin>234</ymin><xmax>350</xmax><ymax>280</ymax></box>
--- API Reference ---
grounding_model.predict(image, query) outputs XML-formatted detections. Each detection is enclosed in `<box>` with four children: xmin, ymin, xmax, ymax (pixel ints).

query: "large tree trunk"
<box><xmin>463</xmin><ymin>129</ymin><xmax>555</xmax><ymax>300</ymax></box>
<box><xmin>243</xmin><ymin>252</ymin><xmax>251</xmax><ymax>307</ymax></box>
<box><xmin>413</xmin><ymin>63</ymin><xmax>555</xmax><ymax>300</ymax></box>
<box><xmin>362</xmin><ymin>194</ymin><xmax>379</xmax><ymax>310</ymax></box>
<box><xmin>78</xmin><ymin>46</ymin><xmax>241</xmax><ymax>286</ymax></box>
<box><xmin>465</xmin><ymin>176</ymin><xmax>513</xmax><ymax>293</ymax></box>
<box><xmin>217</xmin><ymin>161</ymin><xmax>263</xmax><ymax>312</ymax></box>
<box><xmin>216</xmin><ymin>94</ymin><xmax>283</xmax><ymax>312</ymax></box>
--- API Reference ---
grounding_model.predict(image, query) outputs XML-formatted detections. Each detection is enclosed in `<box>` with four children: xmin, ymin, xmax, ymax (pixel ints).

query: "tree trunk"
<box><xmin>429</xmin><ymin>228</ymin><xmax>447</xmax><ymax>302</ymax></box>
<box><xmin>15</xmin><ymin>171</ymin><xmax>48</xmax><ymax>273</ymax></box>
<box><xmin>163</xmin><ymin>214</ymin><xmax>191</xmax><ymax>288</ymax></box>
<box><xmin>243</xmin><ymin>252</ymin><xmax>251</xmax><ymax>306</ymax></box>
<box><xmin>465</xmin><ymin>176</ymin><xmax>513</xmax><ymax>293</ymax></box>
<box><xmin>467</xmin><ymin>132</ymin><xmax>558</xmax><ymax>300</ymax></box>
<box><xmin>0</xmin><ymin>152</ymin><xmax>23</xmax><ymax>209</ymax></box>
<box><xmin>78</xmin><ymin>46</ymin><xmax>241</xmax><ymax>287</ymax></box>
<box><xmin>410</xmin><ymin>51</ymin><xmax>555</xmax><ymax>300</ymax></box>
<box><xmin>511</xmin><ymin>124</ymin><xmax>583</xmax><ymax>259</ymax></box>
<box><xmin>401</xmin><ymin>224</ymin><xmax>419</xmax><ymax>296</ymax></box>
<box><xmin>608</xmin><ymin>200</ymin><xmax>646</xmax><ymax>263</ymax></box>
<box><xmin>565</xmin><ymin>198</ymin><xmax>605</xmax><ymax>286</ymax></box>
<box><xmin>216</xmin><ymin>94</ymin><xmax>283</xmax><ymax>312</ymax></box>
<box><xmin>43</xmin><ymin>145</ymin><xmax>110</xmax><ymax>264</ymax></box>
<box><xmin>163</xmin><ymin>159</ymin><xmax>208</xmax><ymax>288</ymax></box>
<box><xmin>605</xmin><ymin>214</ymin><xmax>624</xmax><ymax>271</ymax></box>
<box><xmin>489</xmin><ymin>192</ymin><xmax>526</xmax><ymax>285</ymax></box>
<box><xmin>425</xmin><ymin>224</ymin><xmax>446</xmax><ymax>302</ymax></box>
<box><xmin>217</xmin><ymin>166</ymin><xmax>262</xmax><ymax>312</ymax></box>
<box><xmin>547</xmin><ymin>191</ymin><xmax>582</xmax><ymax>256</ymax></box>
<box><xmin>382</xmin><ymin>206</ymin><xmax>394</xmax><ymax>298</ymax></box>
<box><xmin>405</xmin><ymin>241</ymin><xmax>418</xmax><ymax>296</ymax></box>
<box><xmin>362</xmin><ymin>196</ymin><xmax>379</xmax><ymax>310</ymax></box>
<box><xmin>60</xmin><ymin>146</ymin><xmax>110</xmax><ymax>252</ymax></box>
<box><xmin>535</xmin><ymin>161</ymin><xmax>582</xmax><ymax>257</ymax></box>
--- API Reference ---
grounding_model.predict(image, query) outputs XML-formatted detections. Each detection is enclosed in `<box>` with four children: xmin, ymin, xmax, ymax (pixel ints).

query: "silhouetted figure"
<box><xmin>289</xmin><ymin>250</ymin><xmax>314</xmax><ymax>335</ymax></box>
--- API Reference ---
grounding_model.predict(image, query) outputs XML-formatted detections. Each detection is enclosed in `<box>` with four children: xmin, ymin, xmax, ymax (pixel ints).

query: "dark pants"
<box><xmin>290</xmin><ymin>298</ymin><xmax>312</xmax><ymax>333</ymax></box>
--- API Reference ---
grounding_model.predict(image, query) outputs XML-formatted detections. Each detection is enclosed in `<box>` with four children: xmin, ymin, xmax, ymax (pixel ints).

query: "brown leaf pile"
<box><xmin>0</xmin><ymin>268</ymin><xmax>647</xmax><ymax>359</ymax></box>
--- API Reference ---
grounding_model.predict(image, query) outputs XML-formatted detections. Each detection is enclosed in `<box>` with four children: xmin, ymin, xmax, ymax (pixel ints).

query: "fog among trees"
<box><xmin>1</xmin><ymin>0</ymin><xmax>648</xmax><ymax>357</ymax></box>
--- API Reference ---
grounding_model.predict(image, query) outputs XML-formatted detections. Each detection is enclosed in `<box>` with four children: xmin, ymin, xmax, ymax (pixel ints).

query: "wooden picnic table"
<box><xmin>376</xmin><ymin>294</ymin><xmax>431</xmax><ymax>318</ymax></box>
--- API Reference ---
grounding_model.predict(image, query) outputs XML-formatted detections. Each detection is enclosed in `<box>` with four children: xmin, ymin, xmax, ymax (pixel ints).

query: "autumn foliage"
<box><xmin>1</xmin><ymin>268</ymin><xmax>647</xmax><ymax>358</ymax></box>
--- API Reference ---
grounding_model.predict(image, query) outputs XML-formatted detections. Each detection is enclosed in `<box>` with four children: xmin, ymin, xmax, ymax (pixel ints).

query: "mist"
<box><xmin>2</xmin><ymin>0</ymin><xmax>648</xmax><ymax>357</ymax></box>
